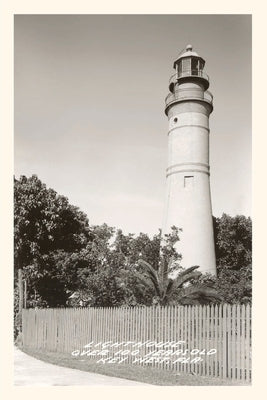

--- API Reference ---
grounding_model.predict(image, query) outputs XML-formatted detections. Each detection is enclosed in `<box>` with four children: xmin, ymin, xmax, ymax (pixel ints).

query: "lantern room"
<box><xmin>169</xmin><ymin>45</ymin><xmax>210</xmax><ymax>92</ymax></box>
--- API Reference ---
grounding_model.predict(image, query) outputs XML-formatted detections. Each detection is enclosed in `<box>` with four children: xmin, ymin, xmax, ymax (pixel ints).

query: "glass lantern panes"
<box><xmin>182</xmin><ymin>58</ymin><xmax>191</xmax><ymax>76</ymax></box>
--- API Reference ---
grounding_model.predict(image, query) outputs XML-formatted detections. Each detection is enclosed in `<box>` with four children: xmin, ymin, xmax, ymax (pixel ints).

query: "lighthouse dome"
<box><xmin>176</xmin><ymin>44</ymin><xmax>200</xmax><ymax>60</ymax></box>
<box><xmin>173</xmin><ymin>45</ymin><xmax>205</xmax><ymax>67</ymax></box>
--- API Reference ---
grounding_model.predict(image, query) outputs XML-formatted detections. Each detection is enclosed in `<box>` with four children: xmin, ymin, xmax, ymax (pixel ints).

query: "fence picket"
<box><xmin>236</xmin><ymin>305</ymin><xmax>241</xmax><ymax>380</ymax></box>
<box><xmin>245</xmin><ymin>304</ymin><xmax>251</xmax><ymax>382</ymax></box>
<box><xmin>240</xmin><ymin>304</ymin><xmax>246</xmax><ymax>381</ymax></box>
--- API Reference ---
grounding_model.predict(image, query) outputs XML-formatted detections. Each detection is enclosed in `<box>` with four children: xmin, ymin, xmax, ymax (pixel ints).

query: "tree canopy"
<box><xmin>14</xmin><ymin>175</ymin><xmax>92</xmax><ymax>308</ymax></box>
<box><xmin>214</xmin><ymin>213</ymin><xmax>252</xmax><ymax>271</ymax></box>
<box><xmin>208</xmin><ymin>214</ymin><xmax>252</xmax><ymax>304</ymax></box>
<box><xmin>14</xmin><ymin>175</ymin><xmax>91</xmax><ymax>270</ymax></box>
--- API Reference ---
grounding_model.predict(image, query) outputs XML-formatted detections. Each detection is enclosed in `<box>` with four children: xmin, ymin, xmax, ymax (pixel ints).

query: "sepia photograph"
<box><xmin>13</xmin><ymin>14</ymin><xmax>251</xmax><ymax>387</ymax></box>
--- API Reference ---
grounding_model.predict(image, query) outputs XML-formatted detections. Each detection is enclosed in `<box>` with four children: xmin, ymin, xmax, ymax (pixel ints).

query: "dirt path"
<box><xmin>14</xmin><ymin>347</ymin><xmax>152</xmax><ymax>386</ymax></box>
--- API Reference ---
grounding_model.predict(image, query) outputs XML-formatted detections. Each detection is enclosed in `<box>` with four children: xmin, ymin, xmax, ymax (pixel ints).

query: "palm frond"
<box><xmin>171</xmin><ymin>269</ymin><xmax>202</xmax><ymax>291</ymax></box>
<box><xmin>177</xmin><ymin>285</ymin><xmax>222</xmax><ymax>304</ymax></box>
<box><xmin>158</xmin><ymin>256</ymin><xmax>173</xmax><ymax>285</ymax></box>
<box><xmin>161</xmin><ymin>277</ymin><xmax>174</xmax><ymax>301</ymax></box>
<box><xmin>138</xmin><ymin>259</ymin><xmax>162</xmax><ymax>296</ymax></box>
<box><xmin>131</xmin><ymin>270</ymin><xmax>156</xmax><ymax>293</ymax></box>
<box><xmin>162</xmin><ymin>278</ymin><xmax>176</xmax><ymax>304</ymax></box>
<box><xmin>179</xmin><ymin>265</ymin><xmax>200</xmax><ymax>276</ymax></box>
<box><xmin>138</xmin><ymin>259</ymin><xmax>158</xmax><ymax>278</ymax></box>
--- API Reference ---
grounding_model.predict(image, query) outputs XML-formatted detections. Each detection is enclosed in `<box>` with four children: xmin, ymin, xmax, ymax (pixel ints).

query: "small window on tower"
<box><xmin>184</xmin><ymin>176</ymin><xmax>194</xmax><ymax>189</ymax></box>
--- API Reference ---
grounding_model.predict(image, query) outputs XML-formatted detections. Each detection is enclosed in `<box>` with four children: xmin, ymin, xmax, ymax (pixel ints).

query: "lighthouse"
<box><xmin>162</xmin><ymin>45</ymin><xmax>217</xmax><ymax>276</ymax></box>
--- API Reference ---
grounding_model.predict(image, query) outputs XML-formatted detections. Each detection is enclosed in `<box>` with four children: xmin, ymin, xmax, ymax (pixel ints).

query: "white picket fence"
<box><xmin>22</xmin><ymin>304</ymin><xmax>251</xmax><ymax>383</ymax></box>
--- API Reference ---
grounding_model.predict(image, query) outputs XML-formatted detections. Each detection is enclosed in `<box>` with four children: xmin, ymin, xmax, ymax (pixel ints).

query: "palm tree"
<box><xmin>134</xmin><ymin>259</ymin><xmax>222</xmax><ymax>306</ymax></box>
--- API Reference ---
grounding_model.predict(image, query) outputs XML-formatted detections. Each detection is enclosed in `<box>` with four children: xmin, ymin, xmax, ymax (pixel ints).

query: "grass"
<box><xmin>20</xmin><ymin>347</ymin><xmax>248</xmax><ymax>386</ymax></box>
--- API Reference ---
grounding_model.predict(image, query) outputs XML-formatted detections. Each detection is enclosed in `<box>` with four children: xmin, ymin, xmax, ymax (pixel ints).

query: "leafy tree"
<box><xmin>24</xmin><ymin>235</ymin><xmax>123</xmax><ymax>308</ymax></box>
<box><xmin>67</xmin><ymin>227</ymin><xmax>163</xmax><ymax>307</ymax></box>
<box><xmin>112</xmin><ymin>229</ymin><xmax>161</xmax><ymax>271</ymax></box>
<box><xmin>212</xmin><ymin>214</ymin><xmax>252</xmax><ymax>304</ymax></box>
<box><xmin>14</xmin><ymin>175</ymin><xmax>91</xmax><ymax>269</ymax></box>
<box><xmin>214</xmin><ymin>213</ymin><xmax>252</xmax><ymax>271</ymax></box>
<box><xmin>214</xmin><ymin>264</ymin><xmax>252</xmax><ymax>304</ymax></box>
<box><xmin>72</xmin><ymin>224</ymin><xmax>127</xmax><ymax>306</ymax></box>
<box><xmin>14</xmin><ymin>175</ymin><xmax>92</xmax><ymax>309</ymax></box>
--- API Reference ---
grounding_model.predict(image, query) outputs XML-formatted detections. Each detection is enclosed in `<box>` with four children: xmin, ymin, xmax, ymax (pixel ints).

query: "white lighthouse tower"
<box><xmin>162</xmin><ymin>45</ymin><xmax>217</xmax><ymax>276</ymax></box>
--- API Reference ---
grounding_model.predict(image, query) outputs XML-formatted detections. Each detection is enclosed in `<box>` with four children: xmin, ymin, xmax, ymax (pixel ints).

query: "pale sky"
<box><xmin>14</xmin><ymin>14</ymin><xmax>251</xmax><ymax>236</ymax></box>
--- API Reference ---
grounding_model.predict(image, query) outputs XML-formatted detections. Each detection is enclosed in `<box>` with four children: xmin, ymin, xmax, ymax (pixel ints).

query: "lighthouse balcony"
<box><xmin>165</xmin><ymin>88</ymin><xmax>213</xmax><ymax>114</ymax></box>
<box><xmin>168</xmin><ymin>71</ymin><xmax>210</xmax><ymax>93</ymax></box>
